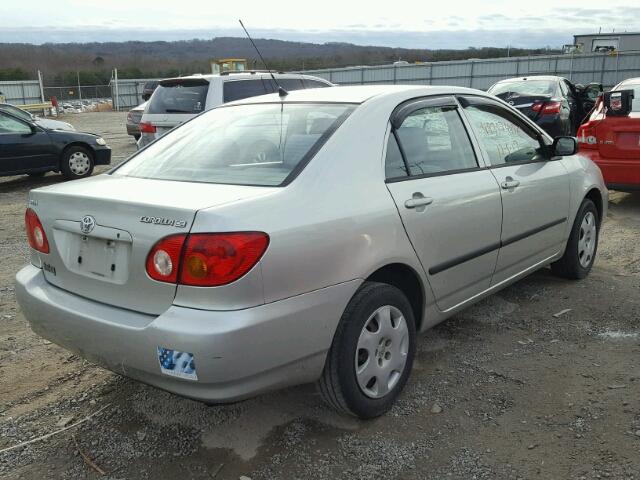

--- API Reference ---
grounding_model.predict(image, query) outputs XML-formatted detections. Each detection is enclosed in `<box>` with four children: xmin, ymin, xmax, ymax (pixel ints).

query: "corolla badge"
<box><xmin>80</xmin><ymin>215</ymin><xmax>96</xmax><ymax>234</ymax></box>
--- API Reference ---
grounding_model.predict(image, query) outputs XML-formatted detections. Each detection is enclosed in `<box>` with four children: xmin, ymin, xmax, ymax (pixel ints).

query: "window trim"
<box><xmin>384</xmin><ymin>95</ymin><xmax>482</xmax><ymax>183</ymax></box>
<box><xmin>456</xmin><ymin>94</ymin><xmax>554</xmax><ymax>169</ymax></box>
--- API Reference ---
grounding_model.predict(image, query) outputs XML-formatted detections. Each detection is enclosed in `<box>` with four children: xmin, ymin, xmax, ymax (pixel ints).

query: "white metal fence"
<box><xmin>300</xmin><ymin>50</ymin><xmax>640</xmax><ymax>90</ymax></box>
<box><xmin>0</xmin><ymin>80</ymin><xmax>42</xmax><ymax>105</ymax></box>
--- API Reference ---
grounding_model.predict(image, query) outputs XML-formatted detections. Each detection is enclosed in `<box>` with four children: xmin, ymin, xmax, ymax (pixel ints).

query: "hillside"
<box><xmin>0</xmin><ymin>37</ymin><xmax>559</xmax><ymax>85</ymax></box>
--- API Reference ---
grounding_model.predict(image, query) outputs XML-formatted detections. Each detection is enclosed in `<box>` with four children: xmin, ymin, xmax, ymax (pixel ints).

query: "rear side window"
<box><xmin>617</xmin><ymin>83</ymin><xmax>640</xmax><ymax>112</ymax></box>
<box><xmin>146</xmin><ymin>80</ymin><xmax>209</xmax><ymax>114</ymax></box>
<box><xmin>116</xmin><ymin>103</ymin><xmax>355</xmax><ymax>187</ymax></box>
<box><xmin>393</xmin><ymin>106</ymin><xmax>477</xmax><ymax>176</ymax></box>
<box><xmin>223</xmin><ymin>80</ymin><xmax>269</xmax><ymax>102</ymax></box>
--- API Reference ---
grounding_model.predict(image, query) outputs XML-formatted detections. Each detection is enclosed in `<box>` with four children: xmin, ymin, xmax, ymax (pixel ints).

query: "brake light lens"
<box><xmin>180</xmin><ymin>232</ymin><xmax>269</xmax><ymax>286</ymax></box>
<box><xmin>146</xmin><ymin>234</ymin><xmax>186</xmax><ymax>283</ymax></box>
<box><xmin>25</xmin><ymin>208</ymin><xmax>50</xmax><ymax>254</ymax></box>
<box><xmin>533</xmin><ymin>101</ymin><xmax>562</xmax><ymax>115</ymax></box>
<box><xmin>139</xmin><ymin>121</ymin><xmax>156</xmax><ymax>134</ymax></box>
<box><xmin>146</xmin><ymin>232</ymin><xmax>269</xmax><ymax>286</ymax></box>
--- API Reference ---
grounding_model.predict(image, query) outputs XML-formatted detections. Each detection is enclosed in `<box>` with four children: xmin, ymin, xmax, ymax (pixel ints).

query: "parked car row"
<box><xmin>16</xmin><ymin>84</ymin><xmax>607</xmax><ymax>419</ymax></box>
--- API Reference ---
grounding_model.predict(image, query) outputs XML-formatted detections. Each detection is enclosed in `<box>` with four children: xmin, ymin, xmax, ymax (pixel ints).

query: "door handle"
<box><xmin>404</xmin><ymin>196</ymin><xmax>434</xmax><ymax>209</ymax></box>
<box><xmin>501</xmin><ymin>177</ymin><xmax>520</xmax><ymax>190</ymax></box>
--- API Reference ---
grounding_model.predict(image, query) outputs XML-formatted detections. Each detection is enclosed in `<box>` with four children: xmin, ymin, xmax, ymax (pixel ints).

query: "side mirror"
<box><xmin>604</xmin><ymin>89</ymin><xmax>634</xmax><ymax>116</ymax></box>
<box><xmin>552</xmin><ymin>136</ymin><xmax>577</xmax><ymax>157</ymax></box>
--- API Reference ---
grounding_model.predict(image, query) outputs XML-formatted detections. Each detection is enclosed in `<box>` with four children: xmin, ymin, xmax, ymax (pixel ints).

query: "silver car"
<box><xmin>16</xmin><ymin>85</ymin><xmax>607</xmax><ymax>418</ymax></box>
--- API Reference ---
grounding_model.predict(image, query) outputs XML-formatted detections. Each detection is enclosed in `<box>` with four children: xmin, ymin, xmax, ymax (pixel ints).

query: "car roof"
<box><xmin>159</xmin><ymin>72</ymin><xmax>329</xmax><ymax>83</ymax></box>
<box><xmin>494</xmin><ymin>76</ymin><xmax>564</xmax><ymax>83</ymax></box>
<box><xmin>617</xmin><ymin>77</ymin><xmax>640</xmax><ymax>87</ymax></box>
<box><xmin>228</xmin><ymin>84</ymin><xmax>484</xmax><ymax>105</ymax></box>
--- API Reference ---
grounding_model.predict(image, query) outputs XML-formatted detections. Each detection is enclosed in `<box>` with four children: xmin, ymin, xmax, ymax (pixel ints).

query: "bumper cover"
<box><xmin>579</xmin><ymin>149</ymin><xmax>640</xmax><ymax>190</ymax></box>
<box><xmin>16</xmin><ymin>265</ymin><xmax>360</xmax><ymax>402</ymax></box>
<box><xmin>93</xmin><ymin>146</ymin><xmax>112</xmax><ymax>166</ymax></box>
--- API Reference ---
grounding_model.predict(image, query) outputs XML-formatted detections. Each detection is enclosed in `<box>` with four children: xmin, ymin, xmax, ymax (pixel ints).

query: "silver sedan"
<box><xmin>16</xmin><ymin>85</ymin><xmax>607</xmax><ymax>418</ymax></box>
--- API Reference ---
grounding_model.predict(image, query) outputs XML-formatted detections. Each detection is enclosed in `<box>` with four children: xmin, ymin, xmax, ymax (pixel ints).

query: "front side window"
<box><xmin>463</xmin><ymin>103</ymin><xmax>545</xmax><ymax>166</ymax></box>
<box><xmin>0</xmin><ymin>104</ymin><xmax>32</xmax><ymax>122</ymax></box>
<box><xmin>115</xmin><ymin>103</ymin><xmax>355</xmax><ymax>186</ymax></box>
<box><xmin>392</xmin><ymin>105</ymin><xmax>477</xmax><ymax>176</ymax></box>
<box><xmin>0</xmin><ymin>113</ymin><xmax>31</xmax><ymax>134</ymax></box>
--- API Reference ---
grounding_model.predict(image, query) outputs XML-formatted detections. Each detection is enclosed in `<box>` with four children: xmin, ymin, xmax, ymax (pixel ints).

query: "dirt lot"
<box><xmin>1</xmin><ymin>112</ymin><xmax>639</xmax><ymax>480</ymax></box>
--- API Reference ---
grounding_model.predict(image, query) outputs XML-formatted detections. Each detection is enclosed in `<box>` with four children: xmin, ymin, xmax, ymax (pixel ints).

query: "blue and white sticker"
<box><xmin>157</xmin><ymin>347</ymin><xmax>198</xmax><ymax>381</ymax></box>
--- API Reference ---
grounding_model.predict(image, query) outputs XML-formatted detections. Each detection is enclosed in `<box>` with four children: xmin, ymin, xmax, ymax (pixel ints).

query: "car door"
<box><xmin>0</xmin><ymin>111</ymin><xmax>56</xmax><ymax>174</ymax></box>
<box><xmin>385</xmin><ymin>96</ymin><xmax>503</xmax><ymax>311</ymax></box>
<box><xmin>560</xmin><ymin>80</ymin><xmax>578</xmax><ymax>134</ymax></box>
<box><xmin>459</xmin><ymin>95</ymin><xmax>571</xmax><ymax>285</ymax></box>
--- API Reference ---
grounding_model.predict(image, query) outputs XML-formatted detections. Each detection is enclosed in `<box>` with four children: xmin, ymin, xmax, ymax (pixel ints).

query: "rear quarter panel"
<box><xmin>187</xmin><ymin>97</ymin><xmax>434</xmax><ymax>313</ymax></box>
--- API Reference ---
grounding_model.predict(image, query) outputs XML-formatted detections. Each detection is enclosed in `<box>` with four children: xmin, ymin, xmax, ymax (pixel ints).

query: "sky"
<box><xmin>1</xmin><ymin>0</ymin><xmax>640</xmax><ymax>48</ymax></box>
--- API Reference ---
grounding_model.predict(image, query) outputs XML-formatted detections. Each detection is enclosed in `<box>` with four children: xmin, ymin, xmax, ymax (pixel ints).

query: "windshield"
<box><xmin>615</xmin><ymin>83</ymin><xmax>640</xmax><ymax>112</ymax></box>
<box><xmin>115</xmin><ymin>103</ymin><xmax>355</xmax><ymax>186</ymax></box>
<box><xmin>0</xmin><ymin>104</ymin><xmax>32</xmax><ymax>122</ymax></box>
<box><xmin>490</xmin><ymin>80</ymin><xmax>557</xmax><ymax>97</ymax></box>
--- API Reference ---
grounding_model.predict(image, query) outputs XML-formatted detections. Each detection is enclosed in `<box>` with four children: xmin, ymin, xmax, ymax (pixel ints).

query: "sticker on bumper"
<box><xmin>157</xmin><ymin>347</ymin><xmax>198</xmax><ymax>381</ymax></box>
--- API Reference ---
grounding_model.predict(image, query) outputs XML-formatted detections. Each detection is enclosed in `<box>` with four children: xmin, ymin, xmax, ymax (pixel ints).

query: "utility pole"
<box><xmin>77</xmin><ymin>71</ymin><xmax>82</xmax><ymax>101</ymax></box>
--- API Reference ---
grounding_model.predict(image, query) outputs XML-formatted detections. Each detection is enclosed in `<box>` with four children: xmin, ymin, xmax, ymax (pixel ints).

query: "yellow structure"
<box><xmin>210</xmin><ymin>59</ymin><xmax>248</xmax><ymax>74</ymax></box>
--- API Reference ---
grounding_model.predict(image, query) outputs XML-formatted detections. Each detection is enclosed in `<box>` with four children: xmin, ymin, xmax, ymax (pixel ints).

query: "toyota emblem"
<box><xmin>80</xmin><ymin>215</ymin><xmax>96</xmax><ymax>234</ymax></box>
<box><xmin>508</xmin><ymin>100</ymin><xmax>515</xmax><ymax>105</ymax></box>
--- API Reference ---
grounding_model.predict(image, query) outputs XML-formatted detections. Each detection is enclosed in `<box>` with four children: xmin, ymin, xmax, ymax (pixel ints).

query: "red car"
<box><xmin>577</xmin><ymin>78</ymin><xmax>640</xmax><ymax>191</ymax></box>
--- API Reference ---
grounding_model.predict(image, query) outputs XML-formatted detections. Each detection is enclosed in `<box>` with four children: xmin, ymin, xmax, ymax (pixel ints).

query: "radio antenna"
<box><xmin>239</xmin><ymin>20</ymin><xmax>288</xmax><ymax>97</ymax></box>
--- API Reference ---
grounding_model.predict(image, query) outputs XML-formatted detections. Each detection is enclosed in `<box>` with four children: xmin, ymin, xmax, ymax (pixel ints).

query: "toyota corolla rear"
<box><xmin>15</xmin><ymin>100</ymin><xmax>358</xmax><ymax>401</ymax></box>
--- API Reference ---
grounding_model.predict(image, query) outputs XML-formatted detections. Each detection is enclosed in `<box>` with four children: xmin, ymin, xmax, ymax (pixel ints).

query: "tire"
<box><xmin>551</xmin><ymin>198</ymin><xmax>599</xmax><ymax>279</ymax></box>
<box><xmin>27</xmin><ymin>172</ymin><xmax>46</xmax><ymax>177</ymax></box>
<box><xmin>317</xmin><ymin>281</ymin><xmax>416</xmax><ymax>419</ymax></box>
<box><xmin>60</xmin><ymin>146</ymin><xmax>94</xmax><ymax>180</ymax></box>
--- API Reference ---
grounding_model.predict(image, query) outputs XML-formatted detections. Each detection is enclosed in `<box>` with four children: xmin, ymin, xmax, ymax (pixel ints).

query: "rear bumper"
<box><xmin>15</xmin><ymin>265</ymin><xmax>359</xmax><ymax>402</ymax></box>
<box><xmin>579</xmin><ymin>149</ymin><xmax>640</xmax><ymax>190</ymax></box>
<box><xmin>535</xmin><ymin>115</ymin><xmax>565</xmax><ymax>137</ymax></box>
<box><xmin>126</xmin><ymin>124</ymin><xmax>140</xmax><ymax>136</ymax></box>
<box><xmin>93</xmin><ymin>146</ymin><xmax>111</xmax><ymax>166</ymax></box>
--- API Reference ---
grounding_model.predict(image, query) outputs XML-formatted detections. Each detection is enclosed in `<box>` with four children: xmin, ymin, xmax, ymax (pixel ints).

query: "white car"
<box><xmin>0</xmin><ymin>103</ymin><xmax>75</xmax><ymax>131</ymax></box>
<box><xmin>137</xmin><ymin>71</ymin><xmax>333</xmax><ymax>149</ymax></box>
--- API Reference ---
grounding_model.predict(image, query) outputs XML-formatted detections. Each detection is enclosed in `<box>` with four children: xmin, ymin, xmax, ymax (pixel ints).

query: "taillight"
<box><xmin>25</xmin><ymin>208</ymin><xmax>50</xmax><ymax>254</ymax></box>
<box><xmin>534</xmin><ymin>101</ymin><xmax>562</xmax><ymax>115</ymax></box>
<box><xmin>180</xmin><ymin>232</ymin><xmax>269</xmax><ymax>286</ymax></box>
<box><xmin>139</xmin><ymin>121</ymin><xmax>156</xmax><ymax>134</ymax></box>
<box><xmin>146</xmin><ymin>232</ymin><xmax>269</xmax><ymax>287</ymax></box>
<box><xmin>577</xmin><ymin>123</ymin><xmax>599</xmax><ymax>149</ymax></box>
<box><xmin>146</xmin><ymin>234</ymin><xmax>187</xmax><ymax>283</ymax></box>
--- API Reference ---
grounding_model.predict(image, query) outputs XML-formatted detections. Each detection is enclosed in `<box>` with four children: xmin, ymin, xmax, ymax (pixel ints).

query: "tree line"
<box><xmin>0</xmin><ymin>38</ymin><xmax>560</xmax><ymax>85</ymax></box>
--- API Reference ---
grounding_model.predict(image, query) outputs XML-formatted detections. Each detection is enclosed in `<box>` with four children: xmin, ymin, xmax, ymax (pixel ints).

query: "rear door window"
<box><xmin>393</xmin><ymin>105</ymin><xmax>478</xmax><ymax>176</ymax></box>
<box><xmin>223</xmin><ymin>80</ymin><xmax>269</xmax><ymax>102</ymax></box>
<box><xmin>146</xmin><ymin>79</ymin><xmax>209</xmax><ymax>114</ymax></box>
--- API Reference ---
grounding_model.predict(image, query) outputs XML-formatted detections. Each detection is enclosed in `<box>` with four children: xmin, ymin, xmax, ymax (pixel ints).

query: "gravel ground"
<box><xmin>1</xmin><ymin>112</ymin><xmax>639</xmax><ymax>479</ymax></box>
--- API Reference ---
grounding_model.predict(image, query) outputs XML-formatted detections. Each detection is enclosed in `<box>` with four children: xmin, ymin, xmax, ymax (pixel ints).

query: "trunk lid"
<box><xmin>495</xmin><ymin>93</ymin><xmax>554</xmax><ymax>121</ymax></box>
<box><xmin>596</xmin><ymin>112</ymin><xmax>640</xmax><ymax>160</ymax></box>
<box><xmin>30</xmin><ymin>174</ymin><xmax>272</xmax><ymax>315</ymax></box>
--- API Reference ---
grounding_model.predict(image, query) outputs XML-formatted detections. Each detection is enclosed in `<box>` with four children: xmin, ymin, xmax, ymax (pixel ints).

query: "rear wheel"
<box><xmin>317</xmin><ymin>282</ymin><xmax>416</xmax><ymax>418</ymax></box>
<box><xmin>60</xmin><ymin>146</ymin><xmax>94</xmax><ymax>180</ymax></box>
<box><xmin>551</xmin><ymin>198</ymin><xmax>599</xmax><ymax>279</ymax></box>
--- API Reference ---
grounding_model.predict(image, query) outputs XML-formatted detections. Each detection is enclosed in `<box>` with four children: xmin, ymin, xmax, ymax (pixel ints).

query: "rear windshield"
<box><xmin>115</xmin><ymin>103</ymin><xmax>355</xmax><ymax>186</ymax></box>
<box><xmin>146</xmin><ymin>79</ymin><xmax>209</xmax><ymax>114</ymax></box>
<box><xmin>615</xmin><ymin>83</ymin><xmax>640</xmax><ymax>112</ymax></box>
<box><xmin>490</xmin><ymin>80</ymin><xmax>557</xmax><ymax>97</ymax></box>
